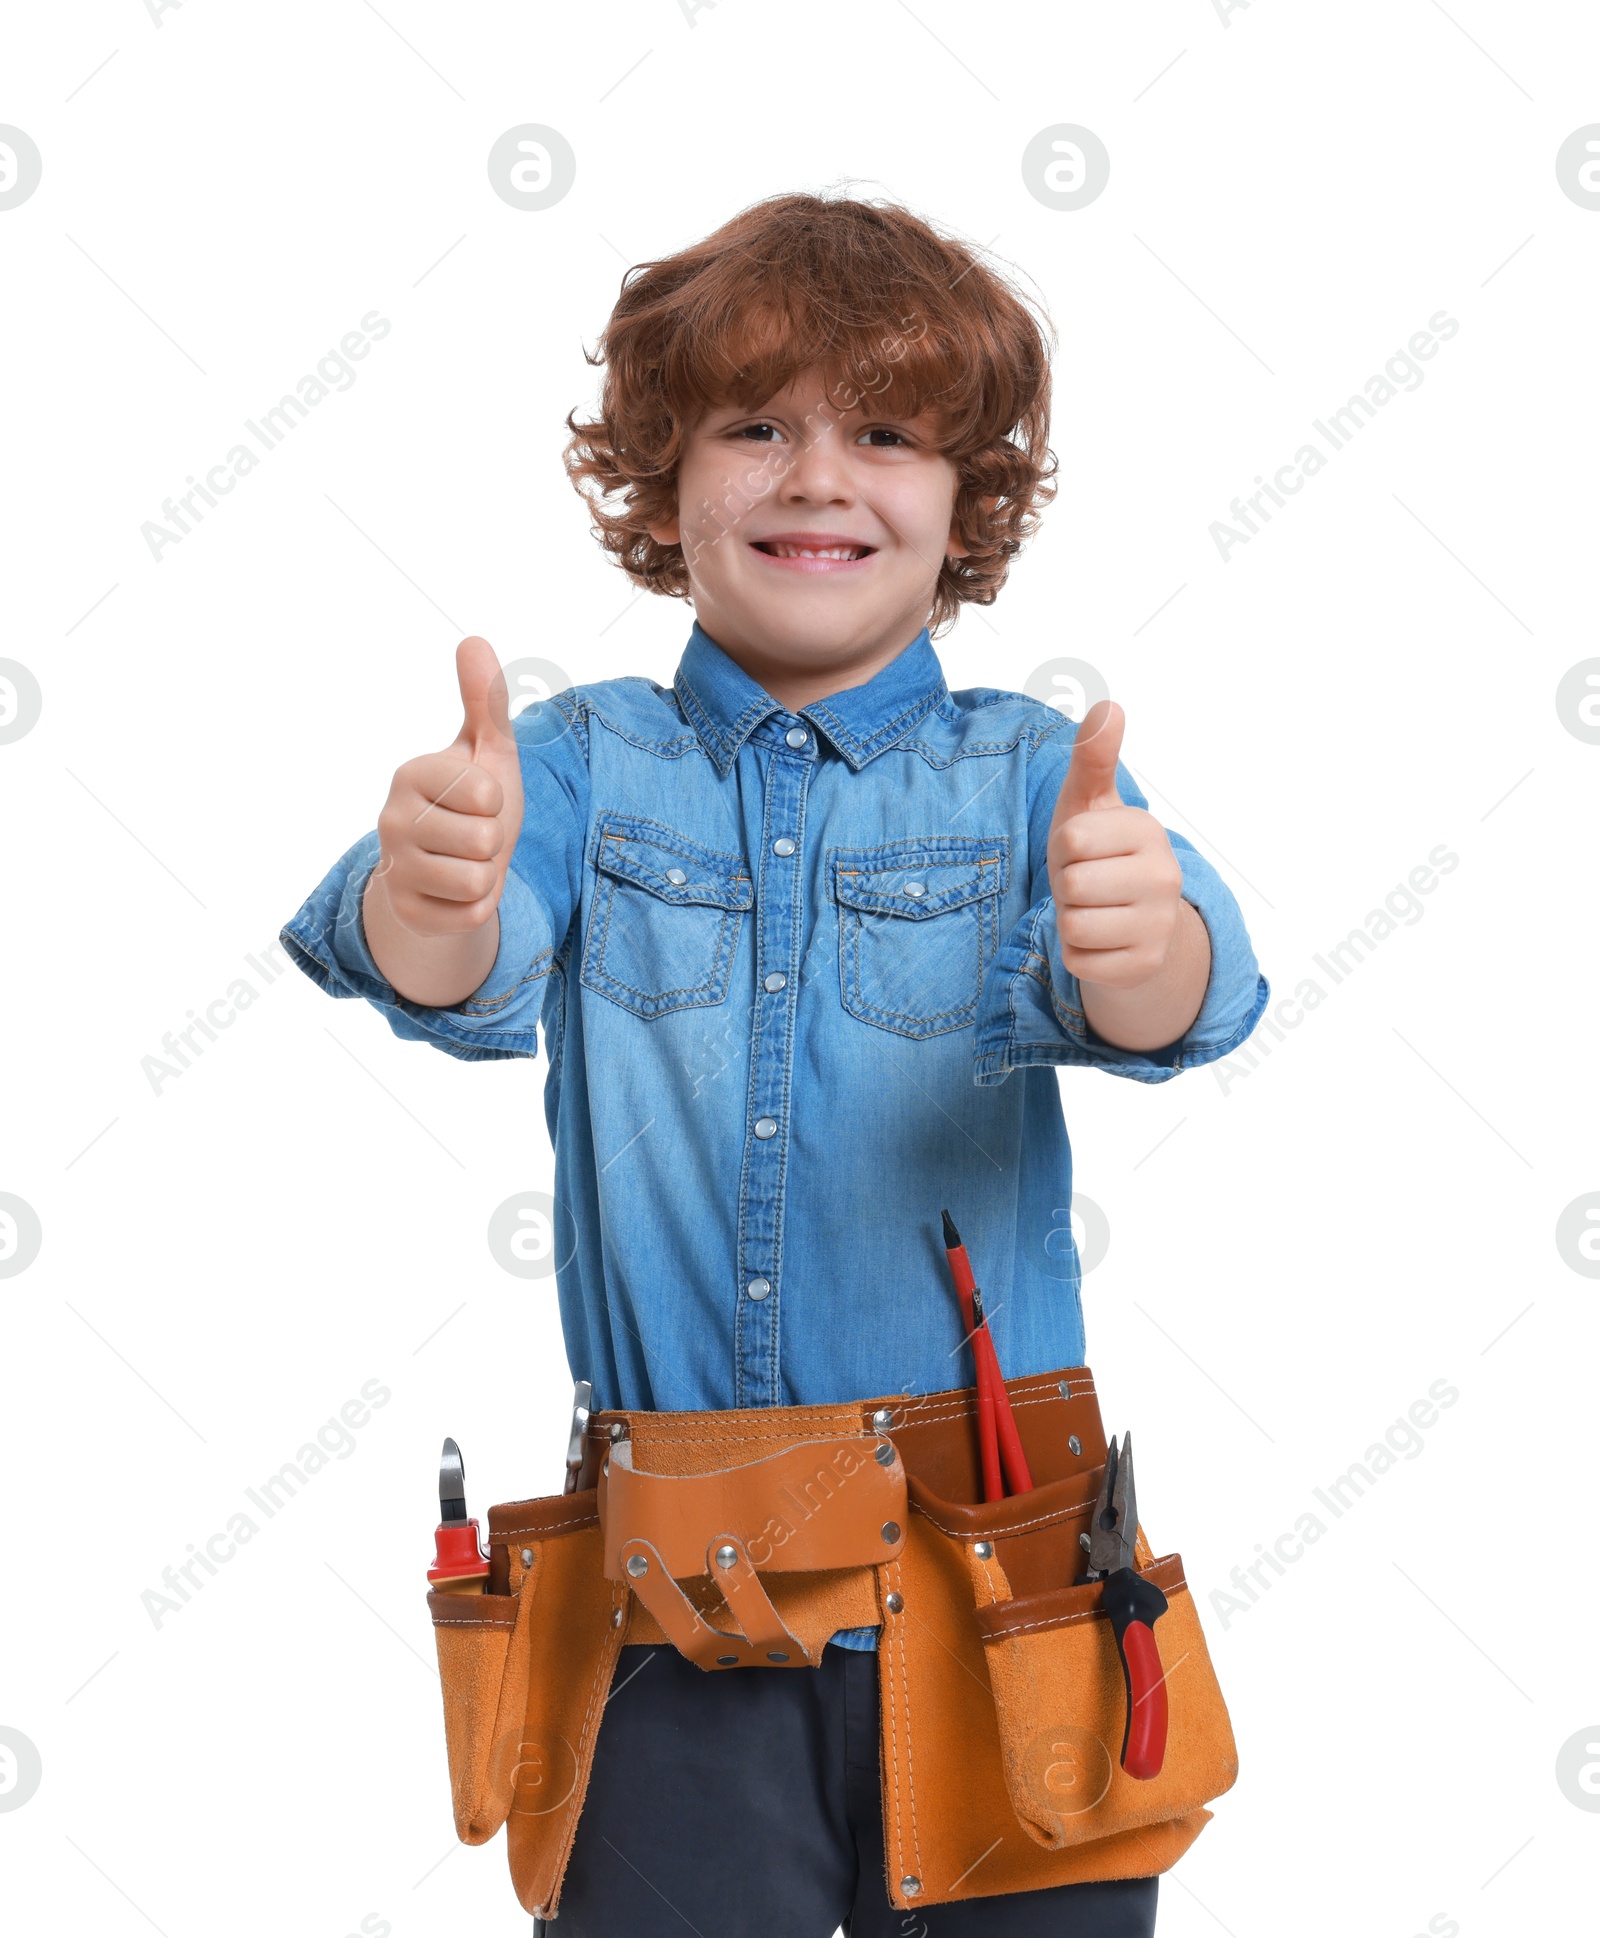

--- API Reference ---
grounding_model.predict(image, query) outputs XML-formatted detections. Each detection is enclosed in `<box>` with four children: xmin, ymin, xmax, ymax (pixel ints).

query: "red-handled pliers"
<box><xmin>1080</xmin><ymin>1432</ymin><xmax>1168</xmax><ymax>1781</ymax></box>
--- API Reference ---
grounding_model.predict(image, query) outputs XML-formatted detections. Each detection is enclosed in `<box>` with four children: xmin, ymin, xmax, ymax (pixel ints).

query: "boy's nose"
<box><xmin>776</xmin><ymin>428</ymin><xmax>852</xmax><ymax>507</ymax></box>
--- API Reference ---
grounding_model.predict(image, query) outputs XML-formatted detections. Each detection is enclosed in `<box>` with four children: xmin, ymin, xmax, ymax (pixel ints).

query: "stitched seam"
<box><xmin>894</xmin><ymin>1558</ymin><xmax>924</xmax><ymax>1887</ymax></box>
<box><xmin>458</xmin><ymin>947</ymin><xmax>556</xmax><ymax>1014</ymax></box>
<box><xmin>881</xmin><ymin>1557</ymin><xmax>909</xmax><ymax>1889</ymax></box>
<box><xmin>913</xmin><ymin>1496</ymin><xmax>1097</xmax><ymax>1538</ymax></box>
<box><xmin>586</xmin><ymin>1385</ymin><xmax>1096</xmax><ymax>1445</ymax></box>
<box><xmin>984</xmin><ymin>1581</ymin><xmax>1188</xmax><ymax>1640</ymax></box>
<box><xmin>549</xmin><ymin>1591</ymin><xmax>625</xmax><ymax>1913</ymax></box>
<box><xmin>490</xmin><ymin>1515</ymin><xmax>599</xmax><ymax>1536</ymax></box>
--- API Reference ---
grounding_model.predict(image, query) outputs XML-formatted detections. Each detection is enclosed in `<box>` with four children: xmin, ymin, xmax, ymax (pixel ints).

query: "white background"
<box><xmin>3</xmin><ymin>2</ymin><xmax>1598</xmax><ymax>1934</ymax></box>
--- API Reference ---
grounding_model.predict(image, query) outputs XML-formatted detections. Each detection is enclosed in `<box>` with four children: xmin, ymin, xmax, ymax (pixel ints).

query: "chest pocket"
<box><xmin>581</xmin><ymin>812</ymin><xmax>753</xmax><ymax>1020</ymax></box>
<box><xmin>830</xmin><ymin>836</ymin><xmax>1009</xmax><ymax>1039</ymax></box>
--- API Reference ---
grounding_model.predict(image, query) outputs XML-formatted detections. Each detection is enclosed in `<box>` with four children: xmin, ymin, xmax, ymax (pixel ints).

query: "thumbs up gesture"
<box><xmin>1048</xmin><ymin>701</ymin><xmax>1185</xmax><ymax>991</ymax></box>
<box><xmin>371</xmin><ymin>637</ymin><xmax>525</xmax><ymax>939</ymax></box>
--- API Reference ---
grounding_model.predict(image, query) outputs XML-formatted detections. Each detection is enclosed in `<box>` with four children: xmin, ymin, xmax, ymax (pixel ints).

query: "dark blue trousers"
<box><xmin>538</xmin><ymin>1642</ymin><xmax>1160</xmax><ymax>1937</ymax></box>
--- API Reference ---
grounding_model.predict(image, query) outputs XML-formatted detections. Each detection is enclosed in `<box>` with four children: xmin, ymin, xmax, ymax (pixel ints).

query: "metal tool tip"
<box><xmin>941</xmin><ymin>1208</ymin><xmax>960</xmax><ymax>1247</ymax></box>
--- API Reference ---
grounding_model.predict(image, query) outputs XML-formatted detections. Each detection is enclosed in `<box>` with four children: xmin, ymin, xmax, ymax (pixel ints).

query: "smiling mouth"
<box><xmin>752</xmin><ymin>540</ymin><xmax>876</xmax><ymax>562</ymax></box>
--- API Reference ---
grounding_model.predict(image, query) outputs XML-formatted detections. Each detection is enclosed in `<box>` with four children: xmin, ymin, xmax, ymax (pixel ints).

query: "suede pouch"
<box><xmin>974</xmin><ymin>1552</ymin><xmax>1238</xmax><ymax>1851</ymax></box>
<box><xmin>426</xmin><ymin>1491</ymin><xmax>627</xmax><ymax>1919</ymax></box>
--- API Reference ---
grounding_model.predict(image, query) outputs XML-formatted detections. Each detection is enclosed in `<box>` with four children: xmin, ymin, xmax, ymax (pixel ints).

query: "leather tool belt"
<box><xmin>425</xmin><ymin>1365</ymin><xmax>1238</xmax><ymax>1919</ymax></box>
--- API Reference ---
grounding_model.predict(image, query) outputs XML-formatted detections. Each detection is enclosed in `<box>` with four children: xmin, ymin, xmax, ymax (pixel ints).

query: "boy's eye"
<box><xmin>858</xmin><ymin>426</ymin><xmax>911</xmax><ymax>447</ymax></box>
<box><xmin>734</xmin><ymin>421</ymin><xmax>786</xmax><ymax>443</ymax></box>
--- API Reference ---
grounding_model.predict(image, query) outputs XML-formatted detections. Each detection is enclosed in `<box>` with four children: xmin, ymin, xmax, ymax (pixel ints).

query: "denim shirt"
<box><xmin>283</xmin><ymin>623</ymin><xmax>1267</xmax><ymax>1415</ymax></box>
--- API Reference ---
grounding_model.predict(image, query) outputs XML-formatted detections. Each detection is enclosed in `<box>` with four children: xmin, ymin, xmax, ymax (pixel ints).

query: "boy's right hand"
<box><xmin>372</xmin><ymin>637</ymin><xmax>525</xmax><ymax>939</ymax></box>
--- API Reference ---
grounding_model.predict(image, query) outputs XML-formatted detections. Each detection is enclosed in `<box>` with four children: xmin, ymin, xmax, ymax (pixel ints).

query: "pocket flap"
<box><xmin>594</xmin><ymin>813</ymin><xmax>753</xmax><ymax>911</ymax></box>
<box><xmin>831</xmin><ymin>836</ymin><xmax>1008</xmax><ymax>919</ymax></box>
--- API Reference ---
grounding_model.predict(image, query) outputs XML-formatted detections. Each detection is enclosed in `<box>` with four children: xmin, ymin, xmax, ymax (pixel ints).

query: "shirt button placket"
<box><xmin>736</xmin><ymin>721</ymin><xmax>814</xmax><ymax>1406</ymax></box>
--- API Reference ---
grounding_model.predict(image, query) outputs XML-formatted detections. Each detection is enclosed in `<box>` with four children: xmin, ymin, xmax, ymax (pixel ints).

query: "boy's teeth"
<box><xmin>766</xmin><ymin>542</ymin><xmax>866</xmax><ymax>560</ymax></box>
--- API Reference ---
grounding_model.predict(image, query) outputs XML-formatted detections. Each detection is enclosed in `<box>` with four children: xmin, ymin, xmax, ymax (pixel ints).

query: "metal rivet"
<box><xmin>1058</xmin><ymin>1379</ymin><xmax>1073</xmax><ymax>1399</ymax></box>
<box><xmin>754</xmin><ymin>1116</ymin><xmax>778</xmax><ymax>1139</ymax></box>
<box><xmin>520</xmin><ymin>1548</ymin><xmax>534</xmax><ymax>1567</ymax></box>
<box><xmin>746</xmin><ymin>1277</ymin><xmax>771</xmax><ymax>1301</ymax></box>
<box><xmin>714</xmin><ymin>1543</ymin><xmax>738</xmax><ymax>1570</ymax></box>
<box><xmin>885</xmin><ymin>1591</ymin><xmax>904</xmax><ymax>1614</ymax></box>
<box><xmin>871</xmin><ymin>1406</ymin><xmax>895</xmax><ymax>1431</ymax></box>
<box><xmin>767</xmin><ymin>1650</ymin><xmax>789</xmax><ymax>1662</ymax></box>
<box><xmin>763</xmin><ymin>971</ymin><xmax>787</xmax><ymax>992</ymax></box>
<box><xmin>1080</xmin><ymin>1532</ymin><xmax>1092</xmax><ymax>1551</ymax></box>
<box><xmin>610</xmin><ymin>1421</ymin><xmax>627</xmax><ymax>1441</ymax></box>
<box><xmin>882</xmin><ymin>1521</ymin><xmax>901</xmax><ymax>1545</ymax></box>
<box><xmin>904</xmin><ymin>880</ymin><xmax>926</xmax><ymax>898</ymax></box>
<box><xmin>773</xmin><ymin>836</ymin><xmax>796</xmax><ymax>857</ymax></box>
<box><xmin>785</xmin><ymin>726</ymin><xmax>808</xmax><ymax>749</ymax></box>
<box><xmin>1068</xmin><ymin>1434</ymin><xmax>1082</xmax><ymax>1457</ymax></box>
<box><xmin>611</xmin><ymin>1607</ymin><xmax>624</xmax><ymax>1627</ymax></box>
<box><xmin>902</xmin><ymin>1876</ymin><xmax>922</xmax><ymax>1897</ymax></box>
<box><xmin>874</xmin><ymin>1440</ymin><xmax>895</xmax><ymax>1467</ymax></box>
<box><xmin>665</xmin><ymin>866</ymin><xmax>687</xmax><ymax>885</ymax></box>
<box><xmin>626</xmin><ymin>1554</ymin><xmax>649</xmax><ymax>1578</ymax></box>
<box><xmin>974</xmin><ymin>1541</ymin><xmax>993</xmax><ymax>1560</ymax></box>
<box><xmin>717</xmin><ymin>1654</ymin><xmax>739</xmax><ymax>1666</ymax></box>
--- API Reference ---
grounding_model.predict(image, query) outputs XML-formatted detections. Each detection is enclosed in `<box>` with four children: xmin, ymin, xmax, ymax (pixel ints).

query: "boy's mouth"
<box><xmin>750</xmin><ymin>533</ymin><xmax>877</xmax><ymax>571</ymax></box>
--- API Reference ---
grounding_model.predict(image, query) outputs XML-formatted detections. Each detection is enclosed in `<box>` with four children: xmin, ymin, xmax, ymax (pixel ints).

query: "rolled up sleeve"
<box><xmin>279</xmin><ymin>694</ymin><xmax>588</xmax><ymax>1063</ymax></box>
<box><xmin>974</xmin><ymin>719</ymin><xmax>1268</xmax><ymax>1087</ymax></box>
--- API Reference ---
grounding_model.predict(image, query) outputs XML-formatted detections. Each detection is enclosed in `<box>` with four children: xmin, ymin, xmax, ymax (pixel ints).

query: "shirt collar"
<box><xmin>673</xmin><ymin>621</ymin><xmax>948</xmax><ymax>778</ymax></box>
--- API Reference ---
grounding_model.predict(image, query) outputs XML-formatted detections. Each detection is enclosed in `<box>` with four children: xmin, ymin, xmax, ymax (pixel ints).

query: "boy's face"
<box><xmin>648</xmin><ymin>368</ymin><xmax>966</xmax><ymax>678</ymax></box>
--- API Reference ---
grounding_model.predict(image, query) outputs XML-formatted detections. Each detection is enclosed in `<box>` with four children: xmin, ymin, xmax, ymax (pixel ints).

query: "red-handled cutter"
<box><xmin>428</xmin><ymin>1436</ymin><xmax>490</xmax><ymax>1593</ymax></box>
<box><xmin>1079</xmin><ymin>1433</ymin><xmax>1169</xmax><ymax>1781</ymax></box>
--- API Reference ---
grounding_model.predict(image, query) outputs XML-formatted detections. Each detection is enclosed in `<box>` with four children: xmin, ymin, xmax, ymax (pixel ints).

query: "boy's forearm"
<box><xmin>1079</xmin><ymin>898</ymin><xmax>1210</xmax><ymax>1053</ymax></box>
<box><xmin>363</xmin><ymin>871</ymin><xmax>501</xmax><ymax>1009</ymax></box>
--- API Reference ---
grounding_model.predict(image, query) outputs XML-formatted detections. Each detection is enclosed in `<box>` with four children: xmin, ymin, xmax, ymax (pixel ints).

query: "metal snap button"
<box><xmin>974</xmin><ymin>1541</ymin><xmax>993</xmax><ymax>1560</ymax></box>
<box><xmin>767</xmin><ymin>1650</ymin><xmax>789</xmax><ymax>1663</ymax></box>
<box><xmin>626</xmin><ymin>1554</ymin><xmax>649</xmax><ymax>1578</ymax></box>
<box><xmin>746</xmin><ymin>1277</ymin><xmax>771</xmax><ymax>1300</ymax></box>
<box><xmin>871</xmin><ymin>1406</ymin><xmax>895</xmax><ymax>1431</ymax></box>
<box><xmin>874</xmin><ymin>1441</ymin><xmax>895</xmax><ymax>1467</ymax></box>
<box><xmin>754</xmin><ymin>1117</ymin><xmax>778</xmax><ymax>1139</ymax></box>
<box><xmin>904</xmin><ymin>880</ymin><xmax>926</xmax><ymax>898</ymax></box>
<box><xmin>714</xmin><ymin>1544</ymin><xmax>739</xmax><ymax>1570</ymax></box>
<box><xmin>885</xmin><ymin>1591</ymin><xmax>904</xmax><ymax>1614</ymax></box>
<box><xmin>717</xmin><ymin>1654</ymin><xmax>739</xmax><ymax>1666</ymax></box>
<box><xmin>665</xmin><ymin>866</ymin><xmax>687</xmax><ymax>885</ymax></box>
<box><xmin>520</xmin><ymin>1548</ymin><xmax>533</xmax><ymax>1567</ymax></box>
<box><xmin>1068</xmin><ymin>1434</ymin><xmax>1082</xmax><ymax>1456</ymax></box>
<box><xmin>902</xmin><ymin>1877</ymin><xmax>922</xmax><ymax>1897</ymax></box>
<box><xmin>882</xmin><ymin>1521</ymin><xmax>901</xmax><ymax>1544</ymax></box>
<box><xmin>763</xmin><ymin>971</ymin><xmax>787</xmax><ymax>992</ymax></box>
<box><xmin>785</xmin><ymin>727</ymin><xmax>808</xmax><ymax>748</ymax></box>
<box><xmin>772</xmin><ymin>836</ymin><xmax>796</xmax><ymax>856</ymax></box>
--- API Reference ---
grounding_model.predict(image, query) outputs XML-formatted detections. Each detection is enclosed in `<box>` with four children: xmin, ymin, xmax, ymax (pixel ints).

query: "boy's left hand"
<box><xmin>1048</xmin><ymin>700</ymin><xmax>1186</xmax><ymax>992</ymax></box>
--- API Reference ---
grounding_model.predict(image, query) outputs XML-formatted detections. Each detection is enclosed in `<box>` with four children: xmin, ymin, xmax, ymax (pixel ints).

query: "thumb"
<box><xmin>453</xmin><ymin>635</ymin><xmax>515</xmax><ymax>766</ymax></box>
<box><xmin>1055</xmin><ymin>699</ymin><xmax>1125</xmax><ymax>821</ymax></box>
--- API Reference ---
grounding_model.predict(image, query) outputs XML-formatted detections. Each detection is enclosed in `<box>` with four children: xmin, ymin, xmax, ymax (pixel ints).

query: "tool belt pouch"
<box><xmin>426</xmin><ymin>1492</ymin><xmax>626</xmax><ymax>1914</ymax></box>
<box><xmin>911</xmin><ymin>1481</ymin><xmax>1236</xmax><ymax>1858</ymax></box>
<box><xmin>870</xmin><ymin>1372</ymin><xmax>1239</xmax><ymax>1907</ymax></box>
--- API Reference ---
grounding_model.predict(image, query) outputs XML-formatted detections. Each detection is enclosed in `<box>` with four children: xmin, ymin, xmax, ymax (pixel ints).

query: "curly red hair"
<box><xmin>564</xmin><ymin>193</ymin><xmax>1056</xmax><ymax>633</ymax></box>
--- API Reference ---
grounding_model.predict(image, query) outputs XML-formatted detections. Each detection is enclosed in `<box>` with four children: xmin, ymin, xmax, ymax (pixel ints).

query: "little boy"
<box><xmin>283</xmin><ymin>194</ymin><xmax>1267</xmax><ymax>1936</ymax></box>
